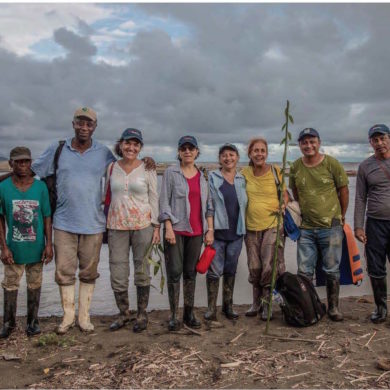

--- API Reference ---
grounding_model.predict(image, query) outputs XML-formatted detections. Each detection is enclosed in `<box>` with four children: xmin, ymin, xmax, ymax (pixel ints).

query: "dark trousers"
<box><xmin>164</xmin><ymin>232</ymin><xmax>203</xmax><ymax>283</ymax></box>
<box><xmin>366</xmin><ymin>217</ymin><xmax>390</xmax><ymax>278</ymax></box>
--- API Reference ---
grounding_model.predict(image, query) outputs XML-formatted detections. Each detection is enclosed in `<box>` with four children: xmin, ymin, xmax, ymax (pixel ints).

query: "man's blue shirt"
<box><xmin>32</xmin><ymin>137</ymin><xmax>115</xmax><ymax>234</ymax></box>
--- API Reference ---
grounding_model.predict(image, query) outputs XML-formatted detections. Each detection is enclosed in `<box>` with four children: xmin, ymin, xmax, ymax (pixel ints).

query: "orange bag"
<box><xmin>196</xmin><ymin>246</ymin><xmax>216</xmax><ymax>274</ymax></box>
<box><xmin>343</xmin><ymin>223</ymin><xmax>364</xmax><ymax>285</ymax></box>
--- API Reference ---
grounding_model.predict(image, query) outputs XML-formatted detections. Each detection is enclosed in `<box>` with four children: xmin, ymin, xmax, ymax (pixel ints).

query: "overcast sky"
<box><xmin>0</xmin><ymin>3</ymin><xmax>388</xmax><ymax>162</ymax></box>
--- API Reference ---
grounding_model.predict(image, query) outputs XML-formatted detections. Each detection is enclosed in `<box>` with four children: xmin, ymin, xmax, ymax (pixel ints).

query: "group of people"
<box><xmin>0</xmin><ymin>106</ymin><xmax>389</xmax><ymax>339</ymax></box>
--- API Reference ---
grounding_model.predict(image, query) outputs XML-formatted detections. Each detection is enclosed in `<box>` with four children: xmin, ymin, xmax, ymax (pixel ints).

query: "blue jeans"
<box><xmin>207</xmin><ymin>237</ymin><xmax>244</xmax><ymax>279</ymax></box>
<box><xmin>297</xmin><ymin>226</ymin><xmax>343</xmax><ymax>279</ymax></box>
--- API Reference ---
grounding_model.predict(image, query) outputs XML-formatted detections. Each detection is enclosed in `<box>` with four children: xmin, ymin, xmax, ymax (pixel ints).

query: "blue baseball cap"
<box><xmin>219</xmin><ymin>143</ymin><xmax>239</xmax><ymax>155</ymax></box>
<box><xmin>178</xmin><ymin>135</ymin><xmax>198</xmax><ymax>148</ymax></box>
<box><xmin>368</xmin><ymin>124</ymin><xmax>390</xmax><ymax>139</ymax></box>
<box><xmin>121</xmin><ymin>128</ymin><xmax>143</xmax><ymax>144</ymax></box>
<box><xmin>298</xmin><ymin>128</ymin><xmax>320</xmax><ymax>142</ymax></box>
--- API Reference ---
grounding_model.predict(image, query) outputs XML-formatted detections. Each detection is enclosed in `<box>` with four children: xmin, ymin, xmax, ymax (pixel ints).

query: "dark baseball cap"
<box><xmin>121</xmin><ymin>128</ymin><xmax>143</xmax><ymax>144</ymax></box>
<box><xmin>178</xmin><ymin>135</ymin><xmax>198</xmax><ymax>148</ymax></box>
<box><xmin>298</xmin><ymin>128</ymin><xmax>320</xmax><ymax>142</ymax></box>
<box><xmin>219</xmin><ymin>143</ymin><xmax>239</xmax><ymax>155</ymax></box>
<box><xmin>10</xmin><ymin>146</ymin><xmax>32</xmax><ymax>161</ymax></box>
<box><xmin>368</xmin><ymin>124</ymin><xmax>390</xmax><ymax>139</ymax></box>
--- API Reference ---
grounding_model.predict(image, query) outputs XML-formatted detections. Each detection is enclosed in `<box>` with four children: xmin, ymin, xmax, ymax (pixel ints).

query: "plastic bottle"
<box><xmin>272</xmin><ymin>289</ymin><xmax>284</xmax><ymax>306</ymax></box>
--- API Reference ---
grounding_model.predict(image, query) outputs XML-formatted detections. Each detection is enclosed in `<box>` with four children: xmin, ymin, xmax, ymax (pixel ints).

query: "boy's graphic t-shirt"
<box><xmin>0</xmin><ymin>178</ymin><xmax>51</xmax><ymax>264</ymax></box>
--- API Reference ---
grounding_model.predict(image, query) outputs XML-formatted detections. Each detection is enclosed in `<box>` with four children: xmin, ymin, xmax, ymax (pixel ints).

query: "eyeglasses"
<box><xmin>74</xmin><ymin>119</ymin><xmax>95</xmax><ymax>129</ymax></box>
<box><xmin>179</xmin><ymin>145</ymin><xmax>196</xmax><ymax>152</ymax></box>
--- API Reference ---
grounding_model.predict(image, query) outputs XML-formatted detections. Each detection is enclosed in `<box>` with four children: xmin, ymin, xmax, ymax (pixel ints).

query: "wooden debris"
<box><xmin>229</xmin><ymin>331</ymin><xmax>245</xmax><ymax>344</ymax></box>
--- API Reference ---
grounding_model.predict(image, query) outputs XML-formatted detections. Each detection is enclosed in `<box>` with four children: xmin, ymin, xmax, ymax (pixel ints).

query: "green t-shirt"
<box><xmin>0</xmin><ymin>178</ymin><xmax>51</xmax><ymax>264</ymax></box>
<box><xmin>289</xmin><ymin>155</ymin><xmax>348</xmax><ymax>229</ymax></box>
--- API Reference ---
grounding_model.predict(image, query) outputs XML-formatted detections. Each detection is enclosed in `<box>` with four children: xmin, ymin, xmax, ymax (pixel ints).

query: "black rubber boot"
<box><xmin>168</xmin><ymin>282</ymin><xmax>181</xmax><ymax>331</ymax></box>
<box><xmin>183</xmin><ymin>279</ymin><xmax>201</xmax><ymax>328</ymax></box>
<box><xmin>260</xmin><ymin>287</ymin><xmax>272</xmax><ymax>322</ymax></box>
<box><xmin>204</xmin><ymin>278</ymin><xmax>219</xmax><ymax>321</ymax></box>
<box><xmin>110</xmin><ymin>291</ymin><xmax>130</xmax><ymax>331</ymax></box>
<box><xmin>222</xmin><ymin>275</ymin><xmax>239</xmax><ymax>320</ymax></box>
<box><xmin>245</xmin><ymin>285</ymin><xmax>261</xmax><ymax>317</ymax></box>
<box><xmin>0</xmin><ymin>289</ymin><xmax>17</xmax><ymax>339</ymax></box>
<box><xmin>26</xmin><ymin>287</ymin><xmax>41</xmax><ymax>336</ymax></box>
<box><xmin>133</xmin><ymin>286</ymin><xmax>150</xmax><ymax>333</ymax></box>
<box><xmin>370</xmin><ymin>277</ymin><xmax>387</xmax><ymax>324</ymax></box>
<box><xmin>326</xmin><ymin>275</ymin><xmax>343</xmax><ymax>322</ymax></box>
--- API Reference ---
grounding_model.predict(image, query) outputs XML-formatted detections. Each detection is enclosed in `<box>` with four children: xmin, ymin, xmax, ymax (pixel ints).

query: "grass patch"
<box><xmin>35</xmin><ymin>332</ymin><xmax>76</xmax><ymax>348</ymax></box>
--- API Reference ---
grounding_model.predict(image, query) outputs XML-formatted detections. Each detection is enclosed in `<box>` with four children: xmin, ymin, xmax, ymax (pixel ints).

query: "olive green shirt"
<box><xmin>289</xmin><ymin>155</ymin><xmax>348</xmax><ymax>229</ymax></box>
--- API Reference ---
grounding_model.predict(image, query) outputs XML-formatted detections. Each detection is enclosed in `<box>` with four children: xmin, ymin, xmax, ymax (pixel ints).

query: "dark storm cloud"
<box><xmin>54</xmin><ymin>27</ymin><xmax>96</xmax><ymax>57</ymax></box>
<box><xmin>0</xmin><ymin>4</ymin><xmax>389</xmax><ymax>161</ymax></box>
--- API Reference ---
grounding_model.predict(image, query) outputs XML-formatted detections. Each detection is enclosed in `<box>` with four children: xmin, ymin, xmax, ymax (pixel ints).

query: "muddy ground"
<box><xmin>1</xmin><ymin>296</ymin><xmax>390</xmax><ymax>389</ymax></box>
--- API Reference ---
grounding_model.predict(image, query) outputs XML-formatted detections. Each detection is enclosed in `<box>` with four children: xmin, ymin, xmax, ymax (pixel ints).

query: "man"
<box><xmin>32</xmin><ymin>107</ymin><xmax>115</xmax><ymax>334</ymax></box>
<box><xmin>354</xmin><ymin>124</ymin><xmax>390</xmax><ymax>324</ymax></box>
<box><xmin>0</xmin><ymin>147</ymin><xmax>53</xmax><ymax>338</ymax></box>
<box><xmin>289</xmin><ymin>128</ymin><xmax>349</xmax><ymax>321</ymax></box>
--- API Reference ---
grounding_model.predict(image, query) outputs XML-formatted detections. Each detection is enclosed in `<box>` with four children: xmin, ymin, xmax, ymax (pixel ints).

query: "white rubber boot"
<box><xmin>78</xmin><ymin>282</ymin><xmax>95</xmax><ymax>332</ymax></box>
<box><xmin>56</xmin><ymin>284</ymin><xmax>76</xmax><ymax>335</ymax></box>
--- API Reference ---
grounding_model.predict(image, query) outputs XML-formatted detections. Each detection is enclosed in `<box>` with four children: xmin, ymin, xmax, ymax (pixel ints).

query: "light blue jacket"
<box><xmin>158</xmin><ymin>164</ymin><xmax>213</xmax><ymax>233</ymax></box>
<box><xmin>208</xmin><ymin>169</ymin><xmax>247</xmax><ymax>235</ymax></box>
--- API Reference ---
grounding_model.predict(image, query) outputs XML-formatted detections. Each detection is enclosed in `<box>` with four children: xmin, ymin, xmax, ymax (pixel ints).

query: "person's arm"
<box><xmin>0</xmin><ymin>215</ymin><xmax>13</xmax><ymax>265</ymax></box>
<box><xmin>147</xmin><ymin>169</ymin><xmax>160</xmax><ymax>244</ymax></box>
<box><xmin>159</xmin><ymin>169</ymin><xmax>177</xmax><ymax>245</ymax></box>
<box><xmin>204</xmin><ymin>215</ymin><xmax>214</xmax><ymax>246</ymax></box>
<box><xmin>354</xmin><ymin>164</ymin><xmax>368</xmax><ymax>243</ymax></box>
<box><xmin>31</xmin><ymin>143</ymin><xmax>57</xmax><ymax>177</ymax></box>
<box><xmin>41</xmin><ymin>217</ymin><xmax>53</xmax><ymax>264</ymax></box>
<box><xmin>337</xmin><ymin>185</ymin><xmax>349</xmax><ymax>225</ymax></box>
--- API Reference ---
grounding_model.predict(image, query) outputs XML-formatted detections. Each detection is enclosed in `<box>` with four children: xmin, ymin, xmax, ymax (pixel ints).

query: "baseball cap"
<box><xmin>368</xmin><ymin>124</ymin><xmax>390</xmax><ymax>139</ymax></box>
<box><xmin>121</xmin><ymin>128</ymin><xmax>143</xmax><ymax>144</ymax></box>
<box><xmin>178</xmin><ymin>135</ymin><xmax>198</xmax><ymax>148</ymax></box>
<box><xmin>219</xmin><ymin>143</ymin><xmax>239</xmax><ymax>155</ymax></box>
<box><xmin>298</xmin><ymin>128</ymin><xmax>320</xmax><ymax>142</ymax></box>
<box><xmin>10</xmin><ymin>146</ymin><xmax>32</xmax><ymax>161</ymax></box>
<box><xmin>73</xmin><ymin>107</ymin><xmax>97</xmax><ymax>122</ymax></box>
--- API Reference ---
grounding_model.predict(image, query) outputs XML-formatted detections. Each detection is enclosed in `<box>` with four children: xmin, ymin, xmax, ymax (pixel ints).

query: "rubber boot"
<box><xmin>260</xmin><ymin>287</ymin><xmax>272</xmax><ymax>322</ymax></box>
<box><xmin>326</xmin><ymin>275</ymin><xmax>343</xmax><ymax>322</ymax></box>
<box><xmin>168</xmin><ymin>282</ymin><xmax>181</xmax><ymax>331</ymax></box>
<box><xmin>133</xmin><ymin>286</ymin><xmax>150</xmax><ymax>333</ymax></box>
<box><xmin>78</xmin><ymin>282</ymin><xmax>95</xmax><ymax>332</ymax></box>
<box><xmin>204</xmin><ymin>278</ymin><xmax>219</xmax><ymax>321</ymax></box>
<box><xmin>245</xmin><ymin>285</ymin><xmax>261</xmax><ymax>317</ymax></box>
<box><xmin>222</xmin><ymin>275</ymin><xmax>239</xmax><ymax>319</ymax></box>
<box><xmin>26</xmin><ymin>287</ymin><xmax>41</xmax><ymax>336</ymax></box>
<box><xmin>110</xmin><ymin>291</ymin><xmax>130</xmax><ymax>331</ymax></box>
<box><xmin>183</xmin><ymin>279</ymin><xmax>201</xmax><ymax>328</ymax></box>
<box><xmin>370</xmin><ymin>277</ymin><xmax>387</xmax><ymax>324</ymax></box>
<box><xmin>56</xmin><ymin>284</ymin><xmax>76</xmax><ymax>335</ymax></box>
<box><xmin>0</xmin><ymin>289</ymin><xmax>17</xmax><ymax>339</ymax></box>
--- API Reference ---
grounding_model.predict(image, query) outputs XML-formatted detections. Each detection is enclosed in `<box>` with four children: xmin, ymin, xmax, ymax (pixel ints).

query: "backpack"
<box><xmin>40</xmin><ymin>140</ymin><xmax>65</xmax><ymax>216</ymax></box>
<box><xmin>275</xmin><ymin>272</ymin><xmax>326</xmax><ymax>327</ymax></box>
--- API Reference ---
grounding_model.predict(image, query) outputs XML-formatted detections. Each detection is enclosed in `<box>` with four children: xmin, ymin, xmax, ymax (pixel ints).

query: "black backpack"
<box><xmin>275</xmin><ymin>272</ymin><xmax>326</xmax><ymax>327</ymax></box>
<box><xmin>40</xmin><ymin>140</ymin><xmax>65</xmax><ymax>216</ymax></box>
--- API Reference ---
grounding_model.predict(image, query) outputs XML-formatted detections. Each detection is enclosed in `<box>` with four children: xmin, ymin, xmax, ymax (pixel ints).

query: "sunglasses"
<box><xmin>179</xmin><ymin>145</ymin><xmax>196</xmax><ymax>152</ymax></box>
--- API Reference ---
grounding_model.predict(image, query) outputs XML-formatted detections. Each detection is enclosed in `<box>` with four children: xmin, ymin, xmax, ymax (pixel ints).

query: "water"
<box><xmin>0</xmin><ymin>174</ymin><xmax>385</xmax><ymax>317</ymax></box>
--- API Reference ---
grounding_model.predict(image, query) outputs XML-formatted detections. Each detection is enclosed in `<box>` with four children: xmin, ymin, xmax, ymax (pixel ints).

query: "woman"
<box><xmin>242</xmin><ymin>138</ymin><xmax>288</xmax><ymax>320</ymax></box>
<box><xmin>106</xmin><ymin>128</ymin><xmax>160</xmax><ymax>333</ymax></box>
<box><xmin>205</xmin><ymin>143</ymin><xmax>247</xmax><ymax>321</ymax></box>
<box><xmin>159</xmin><ymin>135</ymin><xmax>214</xmax><ymax>331</ymax></box>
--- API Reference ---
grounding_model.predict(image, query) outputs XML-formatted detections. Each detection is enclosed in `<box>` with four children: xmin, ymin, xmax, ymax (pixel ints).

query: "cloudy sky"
<box><xmin>0</xmin><ymin>3</ymin><xmax>389</xmax><ymax>162</ymax></box>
